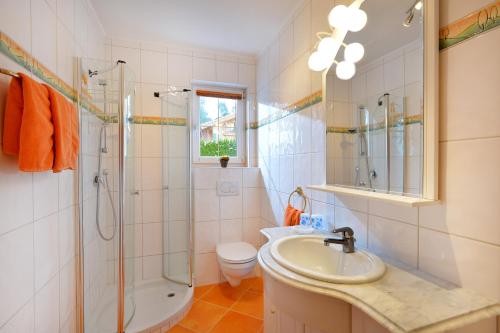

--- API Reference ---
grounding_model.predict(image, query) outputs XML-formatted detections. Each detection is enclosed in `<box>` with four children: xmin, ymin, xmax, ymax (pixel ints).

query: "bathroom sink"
<box><xmin>270</xmin><ymin>235</ymin><xmax>385</xmax><ymax>284</ymax></box>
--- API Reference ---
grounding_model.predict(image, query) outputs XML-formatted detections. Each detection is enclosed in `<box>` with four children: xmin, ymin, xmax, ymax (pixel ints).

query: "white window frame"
<box><xmin>192</xmin><ymin>82</ymin><xmax>247</xmax><ymax>165</ymax></box>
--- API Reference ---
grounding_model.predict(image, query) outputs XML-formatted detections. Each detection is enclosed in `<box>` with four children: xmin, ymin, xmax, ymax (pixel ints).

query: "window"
<box><xmin>192</xmin><ymin>84</ymin><xmax>247</xmax><ymax>164</ymax></box>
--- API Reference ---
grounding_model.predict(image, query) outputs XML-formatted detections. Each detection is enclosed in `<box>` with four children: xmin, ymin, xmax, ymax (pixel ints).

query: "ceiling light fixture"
<box><xmin>403</xmin><ymin>0</ymin><xmax>423</xmax><ymax>27</ymax></box>
<box><xmin>308</xmin><ymin>0</ymin><xmax>366</xmax><ymax>80</ymax></box>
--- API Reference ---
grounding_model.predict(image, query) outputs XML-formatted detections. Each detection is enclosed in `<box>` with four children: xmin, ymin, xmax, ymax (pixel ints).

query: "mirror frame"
<box><xmin>320</xmin><ymin>0</ymin><xmax>439</xmax><ymax>203</ymax></box>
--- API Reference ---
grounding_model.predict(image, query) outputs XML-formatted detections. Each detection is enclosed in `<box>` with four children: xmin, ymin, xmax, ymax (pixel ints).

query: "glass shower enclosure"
<box><xmin>158</xmin><ymin>87</ymin><xmax>193</xmax><ymax>287</ymax></box>
<box><xmin>77</xmin><ymin>58</ymin><xmax>136</xmax><ymax>333</ymax></box>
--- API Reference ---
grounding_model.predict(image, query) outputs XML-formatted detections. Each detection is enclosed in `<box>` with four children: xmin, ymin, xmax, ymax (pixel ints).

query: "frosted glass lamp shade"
<box><xmin>347</xmin><ymin>8</ymin><xmax>367</xmax><ymax>32</ymax></box>
<box><xmin>336</xmin><ymin>61</ymin><xmax>356</xmax><ymax>80</ymax></box>
<box><xmin>308</xmin><ymin>51</ymin><xmax>328</xmax><ymax>72</ymax></box>
<box><xmin>344</xmin><ymin>43</ymin><xmax>365</xmax><ymax>63</ymax></box>
<box><xmin>328</xmin><ymin>5</ymin><xmax>349</xmax><ymax>30</ymax></box>
<box><xmin>318</xmin><ymin>37</ymin><xmax>340</xmax><ymax>58</ymax></box>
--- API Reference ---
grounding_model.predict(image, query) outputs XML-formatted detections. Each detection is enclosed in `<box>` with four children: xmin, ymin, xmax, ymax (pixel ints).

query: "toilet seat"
<box><xmin>216</xmin><ymin>242</ymin><xmax>257</xmax><ymax>264</ymax></box>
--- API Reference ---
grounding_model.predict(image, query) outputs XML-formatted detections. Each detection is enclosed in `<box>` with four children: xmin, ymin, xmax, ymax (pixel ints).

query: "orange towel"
<box><xmin>45</xmin><ymin>85</ymin><xmax>79</xmax><ymax>172</ymax></box>
<box><xmin>2</xmin><ymin>73</ymin><xmax>54</xmax><ymax>171</ymax></box>
<box><xmin>2</xmin><ymin>76</ymin><xmax>24</xmax><ymax>155</ymax></box>
<box><xmin>284</xmin><ymin>204</ymin><xmax>303</xmax><ymax>226</ymax></box>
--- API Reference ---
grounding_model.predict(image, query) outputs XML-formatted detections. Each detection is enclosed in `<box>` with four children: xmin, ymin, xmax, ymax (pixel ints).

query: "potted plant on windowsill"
<box><xmin>219</xmin><ymin>156</ymin><xmax>229</xmax><ymax>168</ymax></box>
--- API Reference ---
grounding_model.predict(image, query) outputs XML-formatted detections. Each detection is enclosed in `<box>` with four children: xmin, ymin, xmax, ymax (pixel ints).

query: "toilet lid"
<box><xmin>216</xmin><ymin>242</ymin><xmax>257</xmax><ymax>264</ymax></box>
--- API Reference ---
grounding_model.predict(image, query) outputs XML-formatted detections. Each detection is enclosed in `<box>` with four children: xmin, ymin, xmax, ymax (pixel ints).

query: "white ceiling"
<box><xmin>90</xmin><ymin>0</ymin><xmax>303</xmax><ymax>55</ymax></box>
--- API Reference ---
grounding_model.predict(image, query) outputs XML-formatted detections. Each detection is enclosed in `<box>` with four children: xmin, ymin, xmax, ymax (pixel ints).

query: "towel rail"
<box><xmin>0</xmin><ymin>67</ymin><xmax>20</xmax><ymax>78</ymax></box>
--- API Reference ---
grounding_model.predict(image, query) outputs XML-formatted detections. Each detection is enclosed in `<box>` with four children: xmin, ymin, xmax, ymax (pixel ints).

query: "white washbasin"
<box><xmin>270</xmin><ymin>235</ymin><xmax>385</xmax><ymax>284</ymax></box>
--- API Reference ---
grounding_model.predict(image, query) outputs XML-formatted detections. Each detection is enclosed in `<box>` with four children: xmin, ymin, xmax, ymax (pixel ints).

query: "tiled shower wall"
<box><xmin>256</xmin><ymin>0</ymin><xmax>500</xmax><ymax>322</ymax></box>
<box><xmin>105</xmin><ymin>38</ymin><xmax>259</xmax><ymax>283</ymax></box>
<box><xmin>0</xmin><ymin>0</ymin><xmax>106</xmax><ymax>332</ymax></box>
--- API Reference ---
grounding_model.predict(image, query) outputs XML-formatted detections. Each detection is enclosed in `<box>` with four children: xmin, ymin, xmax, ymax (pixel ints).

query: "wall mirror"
<box><xmin>321</xmin><ymin>0</ymin><xmax>438</xmax><ymax>203</ymax></box>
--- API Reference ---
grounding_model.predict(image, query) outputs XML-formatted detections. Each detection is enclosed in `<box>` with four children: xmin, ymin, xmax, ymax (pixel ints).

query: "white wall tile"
<box><xmin>142</xmin><ymin>157</ymin><xmax>162</xmax><ymax>190</ymax></box>
<box><xmin>141</xmin><ymin>83</ymin><xmax>166</xmax><ymax>117</ymax></box>
<box><xmin>168</xmin><ymin>53</ymin><xmax>193</xmax><ymax>87</ymax></box>
<box><xmin>0</xmin><ymin>299</ymin><xmax>34</xmax><ymax>332</ymax></box>
<box><xmin>112</xmin><ymin>46</ymin><xmax>141</xmax><ymax>78</ymax></box>
<box><xmin>57</xmin><ymin>22</ymin><xmax>75</xmax><ymax>85</ymax></box>
<box><xmin>194</xmin><ymin>253</ymin><xmax>220</xmax><ymax>285</ymax></box>
<box><xmin>0</xmin><ymin>0</ymin><xmax>31</xmax><ymax>51</ymax></box>
<box><xmin>366</xmin><ymin>66</ymin><xmax>384</xmax><ymax>98</ymax></box>
<box><xmin>0</xmin><ymin>224</ymin><xmax>34</xmax><ymax>327</ymax></box>
<box><xmin>193</xmin><ymin>168</ymin><xmax>219</xmax><ymax>189</ymax></box>
<box><xmin>193</xmin><ymin>57</ymin><xmax>216</xmax><ymax>82</ymax></box>
<box><xmin>243</xmin><ymin>188</ymin><xmax>261</xmax><ymax>218</ymax></box>
<box><xmin>220</xmin><ymin>194</ymin><xmax>243</xmax><ymax>220</ymax></box>
<box><xmin>294</xmin><ymin>53</ymin><xmax>312</xmax><ymax>102</ymax></box>
<box><xmin>142</xmin><ymin>223</ymin><xmax>163</xmax><ymax>256</ymax></box>
<box><xmin>33</xmin><ymin>171</ymin><xmax>59</xmax><ymax>223</ymax></box>
<box><xmin>238</xmin><ymin>63</ymin><xmax>256</xmax><ymax>93</ymax></box>
<box><xmin>168</xmin><ymin>189</ymin><xmax>188</xmax><ymax>221</ymax></box>
<box><xmin>216</xmin><ymin>60</ymin><xmax>238</xmax><ymax>83</ymax></box>
<box><xmin>220</xmin><ymin>219</ymin><xmax>243</xmax><ymax>243</ymax></box>
<box><xmin>168</xmin><ymin>220</ymin><xmax>188</xmax><ymax>252</ymax></box>
<box><xmin>279</xmin><ymin>23</ymin><xmax>294</xmax><ymax>72</ymax></box>
<box><xmin>34</xmin><ymin>213</ymin><xmax>59</xmax><ymax>291</ymax></box>
<box><xmin>141</xmin><ymin>49</ymin><xmax>167</xmax><ymax>84</ymax></box>
<box><xmin>242</xmin><ymin>168</ymin><xmax>262</xmax><ymax>188</ymax></box>
<box><xmin>142</xmin><ymin>190</ymin><xmax>163</xmax><ymax>223</ymax></box>
<box><xmin>243</xmin><ymin>218</ymin><xmax>262</xmax><ymax>248</ymax></box>
<box><xmin>32</xmin><ymin>0</ymin><xmax>57</xmax><ymax>72</ymax></box>
<box><xmin>279</xmin><ymin>155</ymin><xmax>294</xmax><ymax>194</ymax></box>
<box><xmin>368</xmin><ymin>216</ymin><xmax>418</xmax><ymax>268</ymax></box>
<box><xmin>334</xmin><ymin>194</ymin><xmax>367</xmax><ymax>213</ymax></box>
<box><xmin>142</xmin><ymin>255</ymin><xmax>163</xmax><ymax>280</ymax></box>
<box><xmin>141</xmin><ymin>125</ymin><xmax>162</xmax><ymax>157</ymax></box>
<box><xmin>34</xmin><ymin>274</ymin><xmax>59</xmax><ymax>333</ymax></box>
<box><xmin>293</xmin><ymin>2</ymin><xmax>311</xmax><ymax>59</ymax></box>
<box><xmin>59</xmin><ymin>259</ymin><xmax>75</xmax><ymax>327</ymax></box>
<box><xmin>0</xmin><ymin>156</ymin><xmax>33</xmax><ymax>235</ymax></box>
<box><xmin>440</xmin><ymin>28</ymin><xmax>500</xmax><ymax>141</ymax></box>
<box><xmin>194</xmin><ymin>189</ymin><xmax>219</xmax><ymax>222</ymax></box>
<box><xmin>383</xmin><ymin>56</ymin><xmax>404</xmax><ymax>91</ymax></box>
<box><xmin>194</xmin><ymin>221</ymin><xmax>219</xmax><ymax>253</ymax></box>
<box><xmin>419</xmin><ymin>228</ymin><xmax>500</xmax><ymax>300</ymax></box>
<box><xmin>368</xmin><ymin>200</ymin><xmax>418</xmax><ymax>225</ymax></box>
<box><xmin>420</xmin><ymin>139</ymin><xmax>500</xmax><ymax>245</ymax></box>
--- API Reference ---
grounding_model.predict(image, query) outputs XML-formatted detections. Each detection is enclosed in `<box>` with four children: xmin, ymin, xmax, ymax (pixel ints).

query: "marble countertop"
<box><xmin>258</xmin><ymin>227</ymin><xmax>500</xmax><ymax>333</ymax></box>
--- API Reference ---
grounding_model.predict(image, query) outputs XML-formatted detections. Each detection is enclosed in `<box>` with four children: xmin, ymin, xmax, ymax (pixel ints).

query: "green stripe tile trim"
<box><xmin>256</xmin><ymin>90</ymin><xmax>322</xmax><ymax>128</ymax></box>
<box><xmin>326</xmin><ymin>114</ymin><xmax>423</xmax><ymax>134</ymax></box>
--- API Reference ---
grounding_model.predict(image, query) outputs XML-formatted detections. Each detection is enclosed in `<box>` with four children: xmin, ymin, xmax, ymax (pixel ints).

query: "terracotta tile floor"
<box><xmin>168</xmin><ymin>277</ymin><xmax>264</xmax><ymax>333</ymax></box>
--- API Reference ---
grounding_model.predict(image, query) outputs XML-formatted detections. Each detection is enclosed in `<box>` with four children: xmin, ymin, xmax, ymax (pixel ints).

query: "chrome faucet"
<box><xmin>324</xmin><ymin>227</ymin><xmax>355</xmax><ymax>253</ymax></box>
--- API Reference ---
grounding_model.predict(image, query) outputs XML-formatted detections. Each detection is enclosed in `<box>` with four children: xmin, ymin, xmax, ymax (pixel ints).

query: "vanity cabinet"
<box><xmin>263</xmin><ymin>271</ymin><xmax>498</xmax><ymax>333</ymax></box>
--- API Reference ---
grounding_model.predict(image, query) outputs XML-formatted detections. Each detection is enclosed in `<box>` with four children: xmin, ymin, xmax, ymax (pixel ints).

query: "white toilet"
<box><xmin>216</xmin><ymin>242</ymin><xmax>257</xmax><ymax>287</ymax></box>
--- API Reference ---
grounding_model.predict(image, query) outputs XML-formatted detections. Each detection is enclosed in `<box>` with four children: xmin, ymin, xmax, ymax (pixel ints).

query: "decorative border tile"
<box><xmin>326</xmin><ymin>114</ymin><xmax>423</xmax><ymax>134</ymax></box>
<box><xmin>132</xmin><ymin>115</ymin><xmax>187</xmax><ymax>126</ymax></box>
<box><xmin>256</xmin><ymin>90</ymin><xmax>323</xmax><ymax>128</ymax></box>
<box><xmin>0</xmin><ymin>31</ymin><xmax>77</xmax><ymax>101</ymax></box>
<box><xmin>439</xmin><ymin>1</ymin><xmax>500</xmax><ymax>50</ymax></box>
<box><xmin>0</xmin><ymin>30</ymin><xmax>190</xmax><ymax>127</ymax></box>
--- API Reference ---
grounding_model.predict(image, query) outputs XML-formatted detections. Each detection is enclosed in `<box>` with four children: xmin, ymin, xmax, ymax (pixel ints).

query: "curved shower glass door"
<box><xmin>159</xmin><ymin>88</ymin><xmax>193</xmax><ymax>286</ymax></box>
<box><xmin>78</xmin><ymin>59</ymin><xmax>136</xmax><ymax>333</ymax></box>
<box><xmin>120</xmin><ymin>63</ymin><xmax>137</xmax><ymax>331</ymax></box>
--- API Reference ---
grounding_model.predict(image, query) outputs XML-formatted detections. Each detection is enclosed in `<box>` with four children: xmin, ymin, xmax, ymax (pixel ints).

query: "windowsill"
<box><xmin>192</xmin><ymin>164</ymin><xmax>258</xmax><ymax>169</ymax></box>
